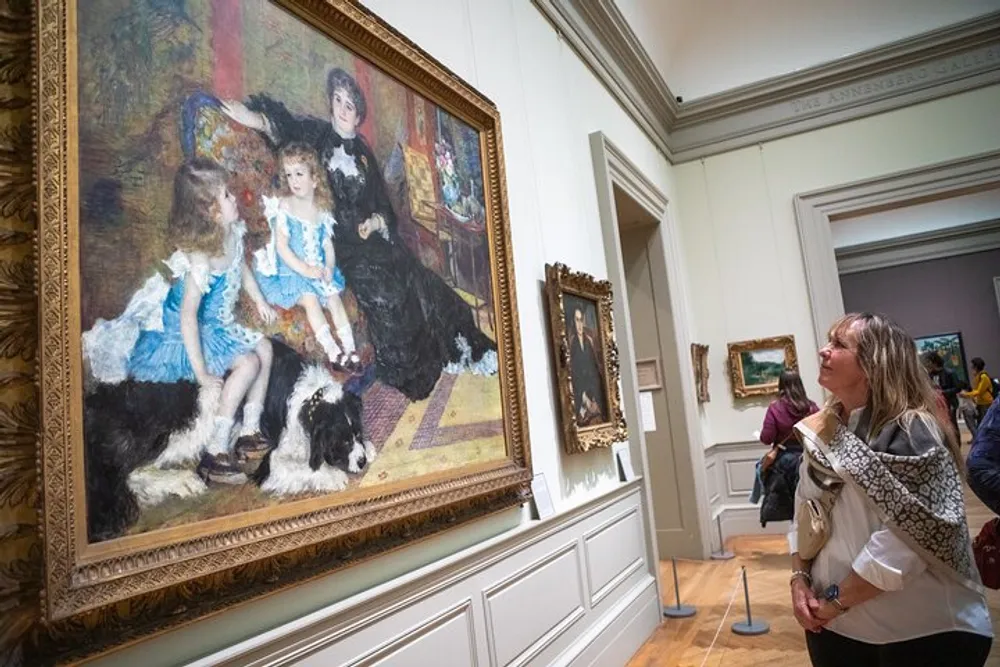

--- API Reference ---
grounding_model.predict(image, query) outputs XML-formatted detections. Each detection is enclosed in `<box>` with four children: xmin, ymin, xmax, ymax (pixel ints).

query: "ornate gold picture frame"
<box><xmin>544</xmin><ymin>263</ymin><xmax>627</xmax><ymax>454</ymax></box>
<box><xmin>34</xmin><ymin>0</ymin><xmax>530</xmax><ymax>651</ymax></box>
<box><xmin>691</xmin><ymin>343</ymin><xmax>710</xmax><ymax>403</ymax></box>
<box><xmin>727</xmin><ymin>335</ymin><xmax>798</xmax><ymax>398</ymax></box>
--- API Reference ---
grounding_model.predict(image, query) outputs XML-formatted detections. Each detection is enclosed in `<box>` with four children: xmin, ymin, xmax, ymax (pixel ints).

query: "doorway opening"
<box><xmin>590</xmin><ymin>131</ymin><xmax>711</xmax><ymax>566</ymax></box>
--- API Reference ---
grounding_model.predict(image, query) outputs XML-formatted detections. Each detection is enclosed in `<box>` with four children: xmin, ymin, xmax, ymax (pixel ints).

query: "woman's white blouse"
<box><xmin>788</xmin><ymin>413</ymin><xmax>992</xmax><ymax>643</ymax></box>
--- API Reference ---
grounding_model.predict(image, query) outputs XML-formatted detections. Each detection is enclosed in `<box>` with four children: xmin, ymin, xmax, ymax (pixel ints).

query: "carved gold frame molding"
<box><xmin>531</xmin><ymin>1</ymin><xmax>1000</xmax><ymax>163</ymax></box>
<box><xmin>690</xmin><ymin>343</ymin><xmax>710</xmax><ymax>404</ymax></box>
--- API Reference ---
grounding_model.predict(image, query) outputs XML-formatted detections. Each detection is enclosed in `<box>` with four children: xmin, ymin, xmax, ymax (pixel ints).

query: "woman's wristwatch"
<box><xmin>822</xmin><ymin>583</ymin><xmax>849</xmax><ymax>612</ymax></box>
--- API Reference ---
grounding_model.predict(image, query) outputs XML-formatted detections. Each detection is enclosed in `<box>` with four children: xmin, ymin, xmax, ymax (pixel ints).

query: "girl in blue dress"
<box><xmin>127</xmin><ymin>158</ymin><xmax>277</xmax><ymax>484</ymax></box>
<box><xmin>254</xmin><ymin>142</ymin><xmax>358</xmax><ymax>368</ymax></box>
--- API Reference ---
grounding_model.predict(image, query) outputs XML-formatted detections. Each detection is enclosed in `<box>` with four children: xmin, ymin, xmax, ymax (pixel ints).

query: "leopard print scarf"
<box><xmin>796</xmin><ymin>409</ymin><xmax>981</xmax><ymax>591</ymax></box>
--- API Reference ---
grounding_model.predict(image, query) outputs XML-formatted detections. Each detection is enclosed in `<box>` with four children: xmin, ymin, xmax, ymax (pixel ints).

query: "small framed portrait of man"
<box><xmin>545</xmin><ymin>263</ymin><xmax>627</xmax><ymax>454</ymax></box>
<box><xmin>564</xmin><ymin>294</ymin><xmax>608</xmax><ymax>426</ymax></box>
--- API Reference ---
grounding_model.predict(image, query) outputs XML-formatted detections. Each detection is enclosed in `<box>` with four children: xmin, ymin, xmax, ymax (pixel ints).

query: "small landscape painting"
<box><xmin>727</xmin><ymin>335</ymin><xmax>798</xmax><ymax>398</ymax></box>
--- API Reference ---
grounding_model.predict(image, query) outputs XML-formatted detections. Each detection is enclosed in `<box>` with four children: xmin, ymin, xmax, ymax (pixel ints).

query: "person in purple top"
<box><xmin>755</xmin><ymin>370</ymin><xmax>819</xmax><ymax>526</ymax></box>
<box><xmin>761</xmin><ymin>370</ymin><xmax>820</xmax><ymax>447</ymax></box>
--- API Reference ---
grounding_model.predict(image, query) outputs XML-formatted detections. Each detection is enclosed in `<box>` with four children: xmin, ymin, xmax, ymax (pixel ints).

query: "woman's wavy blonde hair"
<box><xmin>828</xmin><ymin>312</ymin><xmax>960</xmax><ymax>466</ymax></box>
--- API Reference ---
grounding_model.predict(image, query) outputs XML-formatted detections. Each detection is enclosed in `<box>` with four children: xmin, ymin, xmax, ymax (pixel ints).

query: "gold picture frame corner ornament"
<box><xmin>544</xmin><ymin>262</ymin><xmax>627</xmax><ymax>454</ymax></box>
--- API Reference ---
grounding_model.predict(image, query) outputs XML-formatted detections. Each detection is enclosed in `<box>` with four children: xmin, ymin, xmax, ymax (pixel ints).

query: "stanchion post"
<box><xmin>710</xmin><ymin>514</ymin><xmax>734</xmax><ymax>560</ymax></box>
<box><xmin>662</xmin><ymin>557</ymin><xmax>696</xmax><ymax>618</ymax></box>
<box><xmin>732</xmin><ymin>566</ymin><xmax>769</xmax><ymax>635</ymax></box>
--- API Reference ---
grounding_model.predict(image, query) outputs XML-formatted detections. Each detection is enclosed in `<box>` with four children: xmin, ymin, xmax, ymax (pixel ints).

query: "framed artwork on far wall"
<box><xmin>727</xmin><ymin>335</ymin><xmax>798</xmax><ymax>398</ymax></box>
<box><xmin>691</xmin><ymin>343</ymin><xmax>710</xmax><ymax>403</ymax></box>
<box><xmin>994</xmin><ymin>276</ymin><xmax>1000</xmax><ymax>321</ymax></box>
<box><xmin>33</xmin><ymin>0</ymin><xmax>532</xmax><ymax>657</ymax></box>
<box><xmin>915</xmin><ymin>332</ymin><xmax>969</xmax><ymax>387</ymax></box>
<box><xmin>544</xmin><ymin>263</ymin><xmax>628</xmax><ymax>454</ymax></box>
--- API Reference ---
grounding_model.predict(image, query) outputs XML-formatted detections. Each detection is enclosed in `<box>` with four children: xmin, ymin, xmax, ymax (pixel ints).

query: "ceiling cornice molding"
<box><xmin>674</xmin><ymin>12</ymin><xmax>1000</xmax><ymax>124</ymax></box>
<box><xmin>531</xmin><ymin>0</ymin><xmax>678</xmax><ymax>158</ymax></box>
<box><xmin>530</xmin><ymin>2</ymin><xmax>1000</xmax><ymax>164</ymax></box>
<box><xmin>670</xmin><ymin>12</ymin><xmax>1000</xmax><ymax>161</ymax></box>
<box><xmin>835</xmin><ymin>218</ymin><xmax>1000</xmax><ymax>275</ymax></box>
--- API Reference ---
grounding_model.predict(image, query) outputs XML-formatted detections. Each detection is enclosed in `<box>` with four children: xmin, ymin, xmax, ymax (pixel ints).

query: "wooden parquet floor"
<box><xmin>628</xmin><ymin>445</ymin><xmax>1000</xmax><ymax>667</ymax></box>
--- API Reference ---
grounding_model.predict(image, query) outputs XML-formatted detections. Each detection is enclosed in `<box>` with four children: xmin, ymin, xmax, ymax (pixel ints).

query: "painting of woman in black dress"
<box><xmin>564</xmin><ymin>294</ymin><xmax>607</xmax><ymax>426</ymax></box>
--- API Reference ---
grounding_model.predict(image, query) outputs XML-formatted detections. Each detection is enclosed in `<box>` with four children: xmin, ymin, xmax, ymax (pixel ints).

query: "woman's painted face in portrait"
<box><xmin>214</xmin><ymin>185</ymin><xmax>240</xmax><ymax>227</ymax></box>
<box><xmin>818</xmin><ymin>322</ymin><xmax>867</xmax><ymax>398</ymax></box>
<box><xmin>283</xmin><ymin>160</ymin><xmax>316</xmax><ymax>200</ymax></box>
<box><xmin>331</xmin><ymin>88</ymin><xmax>360</xmax><ymax>137</ymax></box>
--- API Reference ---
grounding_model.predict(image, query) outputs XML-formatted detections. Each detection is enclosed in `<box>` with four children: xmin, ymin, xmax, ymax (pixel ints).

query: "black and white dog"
<box><xmin>85</xmin><ymin>340</ymin><xmax>375</xmax><ymax>542</ymax></box>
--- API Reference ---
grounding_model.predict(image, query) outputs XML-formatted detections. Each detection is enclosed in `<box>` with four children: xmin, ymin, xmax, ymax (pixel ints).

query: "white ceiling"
<box><xmin>830</xmin><ymin>188</ymin><xmax>1000</xmax><ymax>249</ymax></box>
<box><xmin>614</xmin><ymin>0</ymin><xmax>1000</xmax><ymax>101</ymax></box>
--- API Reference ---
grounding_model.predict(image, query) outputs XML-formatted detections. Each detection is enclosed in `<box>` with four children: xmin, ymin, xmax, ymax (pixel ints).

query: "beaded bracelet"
<box><xmin>790</xmin><ymin>570</ymin><xmax>812</xmax><ymax>586</ymax></box>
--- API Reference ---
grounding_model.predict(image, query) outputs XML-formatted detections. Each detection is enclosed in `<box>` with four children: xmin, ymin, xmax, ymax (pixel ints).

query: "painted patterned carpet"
<box><xmin>129</xmin><ymin>370</ymin><xmax>505</xmax><ymax>535</ymax></box>
<box><xmin>359</xmin><ymin>372</ymin><xmax>506</xmax><ymax>487</ymax></box>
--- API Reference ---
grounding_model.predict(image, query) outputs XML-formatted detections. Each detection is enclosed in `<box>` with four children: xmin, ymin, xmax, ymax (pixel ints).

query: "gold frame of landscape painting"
<box><xmin>35</xmin><ymin>0</ymin><xmax>531</xmax><ymax>641</ymax></box>
<box><xmin>727</xmin><ymin>335</ymin><xmax>798</xmax><ymax>398</ymax></box>
<box><xmin>544</xmin><ymin>263</ymin><xmax>627</xmax><ymax>454</ymax></box>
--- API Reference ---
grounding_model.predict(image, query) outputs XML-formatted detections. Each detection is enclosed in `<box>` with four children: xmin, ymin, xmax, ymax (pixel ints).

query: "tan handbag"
<box><xmin>796</xmin><ymin>451</ymin><xmax>843</xmax><ymax>560</ymax></box>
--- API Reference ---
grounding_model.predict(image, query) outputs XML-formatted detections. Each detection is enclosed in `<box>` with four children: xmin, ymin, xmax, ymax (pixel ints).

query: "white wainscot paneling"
<box><xmin>705</xmin><ymin>458</ymin><xmax>720</xmax><ymax>507</ymax></box>
<box><xmin>305</xmin><ymin>601</ymin><xmax>476</xmax><ymax>667</ymax></box>
<box><xmin>484</xmin><ymin>543</ymin><xmax>585</xmax><ymax>667</ymax></box>
<box><xmin>706</xmin><ymin>442</ymin><xmax>791</xmax><ymax>543</ymax></box>
<box><xmin>723</xmin><ymin>457</ymin><xmax>759</xmax><ymax>498</ymax></box>
<box><xmin>583</xmin><ymin>508</ymin><xmax>645</xmax><ymax>607</ymax></box>
<box><xmin>194</xmin><ymin>482</ymin><xmax>660</xmax><ymax>667</ymax></box>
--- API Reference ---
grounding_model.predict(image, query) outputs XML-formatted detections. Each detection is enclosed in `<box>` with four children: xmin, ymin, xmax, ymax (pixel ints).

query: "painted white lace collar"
<box><xmin>326</xmin><ymin>144</ymin><xmax>360</xmax><ymax>179</ymax></box>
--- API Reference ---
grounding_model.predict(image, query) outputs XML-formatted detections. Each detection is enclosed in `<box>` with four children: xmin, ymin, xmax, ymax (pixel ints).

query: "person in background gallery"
<box><xmin>760</xmin><ymin>370</ymin><xmax>820</xmax><ymax>448</ymax></box>
<box><xmin>962</xmin><ymin>357</ymin><xmax>995</xmax><ymax>429</ymax></box>
<box><xmin>968</xmin><ymin>399</ymin><xmax>1000</xmax><ymax>516</ymax></box>
<box><xmin>569</xmin><ymin>305</ymin><xmax>606</xmax><ymax>425</ymax></box>
<box><xmin>790</xmin><ymin>313</ymin><xmax>991</xmax><ymax>666</ymax></box>
<box><xmin>754</xmin><ymin>370</ymin><xmax>819</xmax><ymax>526</ymax></box>
<box><xmin>923</xmin><ymin>351</ymin><xmax>962</xmax><ymax>437</ymax></box>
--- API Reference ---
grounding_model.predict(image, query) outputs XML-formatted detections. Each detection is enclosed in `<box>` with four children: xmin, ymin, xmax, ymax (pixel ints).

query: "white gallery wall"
<box><xmin>85</xmin><ymin>1</ymin><xmax>676</xmax><ymax>665</ymax></box>
<box><xmin>678</xmin><ymin>83</ymin><xmax>1000</xmax><ymax>541</ymax></box>
<box><xmin>677</xmin><ymin>83</ymin><xmax>1000</xmax><ymax>448</ymax></box>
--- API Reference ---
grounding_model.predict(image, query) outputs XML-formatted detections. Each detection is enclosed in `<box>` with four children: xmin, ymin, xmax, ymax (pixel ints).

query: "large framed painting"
<box><xmin>915</xmin><ymin>331</ymin><xmax>969</xmax><ymax>387</ymax></box>
<box><xmin>544</xmin><ymin>263</ymin><xmax>627</xmax><ymax>454</ymax></box>
<box><xmin>35</xmin><ymin>0</ymin><xmax>530</xmax><ymax>647</ymax></box>
<box><xmin>727</xmin><ymin>335</ymin><xmax>798</xmax><ymax>398</ymax></box>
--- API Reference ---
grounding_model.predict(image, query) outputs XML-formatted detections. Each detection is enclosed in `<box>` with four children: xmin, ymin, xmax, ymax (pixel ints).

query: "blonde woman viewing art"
<box><xmin>789</xmin><ymin>312</ymin><xmax>992</xmax><ymax>666</ymax></box>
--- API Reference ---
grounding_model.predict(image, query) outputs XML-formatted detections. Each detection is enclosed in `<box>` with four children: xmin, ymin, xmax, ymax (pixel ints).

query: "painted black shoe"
<box><xmin>235</xmin><ymin>432</ymin><xmax>272</xmax><ymax>461</ymax></box>
<box><xmin>196</xmin><ymin>452</ymin><xmax>248</xmax><ymax>486</ymax></box>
